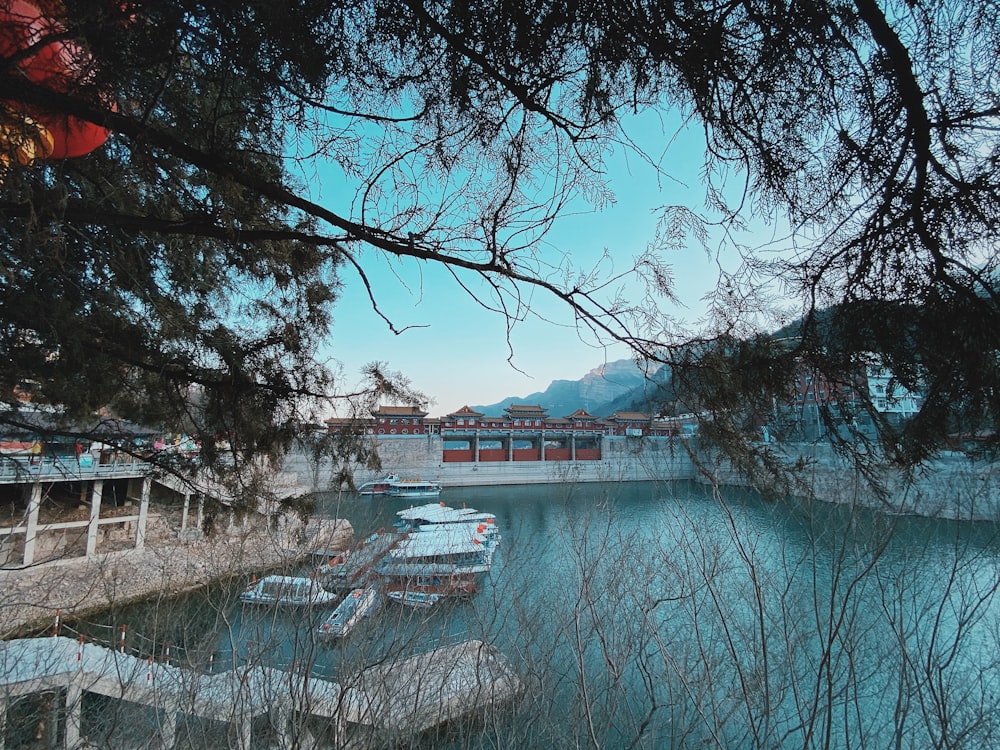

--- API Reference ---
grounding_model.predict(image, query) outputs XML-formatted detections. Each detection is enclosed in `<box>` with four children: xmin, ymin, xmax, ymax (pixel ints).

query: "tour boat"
<box><xmin>395</xmin><ymin>503</ymin><xmax>501</xmax><ymax>546</ymax></box>
<box><xmin>384</xmin><ymin>478</ymin><xmax>442</xmax><ymax>499</ymax></box>
<box><xmin>382</xmin><ymin>568</ymin><xmax>478</xmax><ymax>598</ymax></box>
<box><xmin>379</xmin><ymin>524</ymin><xmax>495</xmax><ymax>578</ymax></box>
<box><xmin>317</xmin><ymin>585</ymin><xmax>380</xmax><ymax>638</ymax></box>
<box><xmin>386</xmin><ymin>590</ymin><xmax>441</xmax><ymax>608</ymax></box>
<box><xmin>356</xmin><ymin>473</ymin><xmax>399</xmax><ymax>495</ymax></box>
<box><xmin>239</xmin><ymin>575</ymin><xmax>340</xmax><ymax>607</ymax></box>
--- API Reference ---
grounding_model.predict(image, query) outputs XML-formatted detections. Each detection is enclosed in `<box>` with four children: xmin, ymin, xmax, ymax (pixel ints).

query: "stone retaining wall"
<box><xmin>280</xmin><ymin>437</ymin><xmax>999</xmax><ymax>522</ymax></box>
<box><xmin>0</xmin><ymin>516</ymin><xmax>353</xmax><ymax>636</ymax></box>
<box><xmin>697</xmin><ymin>444</ymin><xmax>1000</xmax><ymax>522</ymax></box>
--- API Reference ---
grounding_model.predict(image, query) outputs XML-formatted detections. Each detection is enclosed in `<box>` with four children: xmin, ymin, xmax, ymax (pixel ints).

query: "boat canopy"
<box><xmin>397</xmin><ymin>504</ymin><xmax>495</xmax><ymax>525</ymax></box>
<box><xmin>379</xmin><ymin>561</ymin><xmax>480</xmax><ymax>576</ymax></box>
<box><xmin>389</xmin><ymin>527</ymin><xmax>487</xmax><ymax>558</ymax></box>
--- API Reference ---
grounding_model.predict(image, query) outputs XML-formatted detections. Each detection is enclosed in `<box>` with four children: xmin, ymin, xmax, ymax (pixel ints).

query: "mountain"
<box><xmin>471</xmin><ymin>359</ymin><xmax>664</xmax><ymax>417</ymax></box>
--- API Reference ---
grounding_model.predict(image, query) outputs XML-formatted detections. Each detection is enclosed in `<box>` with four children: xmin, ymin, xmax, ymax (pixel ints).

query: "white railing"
<box><xmin>0</xmin><ymin>455</ymin><xmax>152</xmax><ymax>484</ymax></box>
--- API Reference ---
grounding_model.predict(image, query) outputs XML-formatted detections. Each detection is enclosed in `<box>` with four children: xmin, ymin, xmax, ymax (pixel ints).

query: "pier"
<box><xmin>0</xmin><ymin>635</ymin><xmax>521</xmax><ymax>748</ymax></box>
<box><xmin>318</xmin><ymin>531</ymin><xmax>404</xmax><ymax>592</ymax></box>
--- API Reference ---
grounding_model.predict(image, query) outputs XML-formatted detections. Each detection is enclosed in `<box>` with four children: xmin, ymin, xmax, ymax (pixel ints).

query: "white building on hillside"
<box><xmin>866</xmin><ymin>364</ymin><xmax>922</xmax><ymax>417</ymax></box>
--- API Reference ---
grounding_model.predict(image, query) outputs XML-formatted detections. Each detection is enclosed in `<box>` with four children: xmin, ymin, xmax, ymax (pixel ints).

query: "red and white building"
<box><xmin>326</xmin><ymin>402</ymin><xmax>690</xmax><ymax>465</ymax></box>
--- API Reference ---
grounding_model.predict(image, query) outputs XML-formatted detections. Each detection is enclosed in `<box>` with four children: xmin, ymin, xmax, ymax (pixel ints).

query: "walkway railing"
<box><xmin>0</xmin><ymin>455</ymin><xmax>152</xmax><ymax>485</ymax></box>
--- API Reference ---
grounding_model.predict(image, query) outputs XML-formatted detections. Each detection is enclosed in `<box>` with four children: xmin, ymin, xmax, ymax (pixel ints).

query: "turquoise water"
<box><xmin>78</xmin><ymin>480</ymin><xmax>1000</xmax><ymax>748</ymax></box>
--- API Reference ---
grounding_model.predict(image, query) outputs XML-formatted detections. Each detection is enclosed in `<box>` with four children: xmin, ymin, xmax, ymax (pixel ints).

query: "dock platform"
<box><xmin>318</xmin><ymin>531</ymin><xmax>404</xmax><ymax>591</ymax></box>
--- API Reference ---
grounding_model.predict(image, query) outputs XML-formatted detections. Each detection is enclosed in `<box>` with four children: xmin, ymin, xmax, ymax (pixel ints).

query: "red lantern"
<box><xmin>0</xmin><ymin>0</ymin><xmax>111</xmax><ymax>160</ymax></box>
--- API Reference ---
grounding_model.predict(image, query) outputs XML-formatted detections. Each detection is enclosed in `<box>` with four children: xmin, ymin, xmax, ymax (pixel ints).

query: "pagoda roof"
<box><xmin>503</xmin><ymin>404</ymin><xmax>548</xmax><ymax>416</ymax></box>
<box><xmin>372</xmin><ymin>405</ymin><xmax>429</xmax><ymax>417</ymax></box>
<box><xmin>607</xmin><ymin>411</ymin><xmax>650</xmax><ymax>421</ymax></box>
<box><xmin>564</xmin><ymin>408</ymin><xmax>598</xmax><ymax>420</ymax></box>
<box><xmin>448</xmin><ymin>405</ymin><xmax>484</xmax><ymax>417</ymax></box>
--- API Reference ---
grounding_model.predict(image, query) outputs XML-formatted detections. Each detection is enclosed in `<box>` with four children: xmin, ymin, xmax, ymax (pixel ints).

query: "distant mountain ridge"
<box><xmin>471</xmin><ymin>359</ymin><xmax>663</xmax><ymax>417</ymax></box>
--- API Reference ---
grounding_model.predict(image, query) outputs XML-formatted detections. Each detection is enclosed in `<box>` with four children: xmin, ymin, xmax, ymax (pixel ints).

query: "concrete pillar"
<box><xmin>157</xmin><ymin>708</ymin><xmax>177</xmax><ymax>750</ymax></box>
<box><xmin>540</xmin><ymin>433</ymin><xmax>546</xmax><ymax>461</ymax></box>
<box><xmin>86</xmin><ymin>480</ymin><xmax>104</xmax><ymax>558</ymax></box>
<box><xmin>23</xmin><ymin>481</ymin><xmax>43</xmax><ymax>566</ymax></box>
<box><xmin>273</xmin><ymin>705</ymin><xmax>292</xmax><ymax>750</ymax></box>
<box><xmin>0</xmin><ymin>694</ymin><xmax>7</xmax><ymax>750</ymax></box>
<box><xmin>46</xmin><ymin>691</ymin><xmax>59</xmax><ymax>750</ymax></box>
<box><xmin>64</xmin><ymin>683</ymin><xmax>82</xmax><ymax>750</ymax></box>
<box><xmin>237</xmin><ymin>703</ymin><xmax>252</xmax><ymax>750</ymax></box>
<box><xmin>196</xmin><ymin>496</ymin><xmax>205</xmax><ymax>530</ymax></box>
<box><xmin>507</xmin><ymin>433</ymin><xmax>513</xmax><ymax>462</ymax></box>
<box><xmin>297</xmin><ymin>720</ymin><xmax>316</xmax><ymax>750</ymax></box>
<box><xmin>473</xmin><ymin>432</ymin><xmax>480</xmax><ymax>462</ymax></box>
<box><xmin>571</xmin><ymin>433</ymin><xmax>577</xmax><ymax>461</ymax></box>
<box><xmin>135</xmin><ymin>476</ymin><xmax>151</xmax><ymax>550</ymax></box>
<box><xmin>180</xmin><ymin>493</ymin><xmax>190</xmax><ymax>531</ymax></box>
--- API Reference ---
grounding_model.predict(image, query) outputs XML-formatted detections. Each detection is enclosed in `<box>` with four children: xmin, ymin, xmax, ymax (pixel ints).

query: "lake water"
<box><xmin>77</xmin><ymin>480</ymin><xmax>1000</xmax><ymax>748</ymax></box>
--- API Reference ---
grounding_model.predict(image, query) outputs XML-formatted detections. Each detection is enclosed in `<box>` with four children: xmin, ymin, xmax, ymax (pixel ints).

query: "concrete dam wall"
<box><xmin>281</xmin><ymin>435</ymin><xmax>698</xmax><ymax>493</ymax></box>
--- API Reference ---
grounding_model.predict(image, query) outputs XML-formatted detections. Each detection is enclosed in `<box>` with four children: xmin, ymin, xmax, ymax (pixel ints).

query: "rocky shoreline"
<box><xmin>0</xmin><ymin>517</ymin><xmax>353</xmax><ymax>637</ymax></box>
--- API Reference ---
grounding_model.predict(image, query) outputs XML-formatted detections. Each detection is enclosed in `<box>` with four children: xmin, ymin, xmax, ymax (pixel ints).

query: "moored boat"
<box><xmin>317</xmin><ymin>585</ymin><xmax>380</xmax><ymax>638</ymax></box>
<box><xmin>239</xmin><ymin>575</ymin><xmax>340</xmax><ymax>607</ymax></box>
<box><xmin>380</xmin><ymin>525</ymin><xmax>494</xmax><ymax>574</ymax></box>
<box><xmin>356</xmin><ymin>473</ymin><xmax>400</xmax><ymax>495</ymax></box>
<box><xmin>395</xmin><ymin>502</ymin><xmax>501</xmax><ymax>546</ymax></box>
<box><xmin>387</xmin><ymin>590</ymin><xmax>441</xmax><ymax>608</ymax></box>
<box><xmin>382</xmin><ymin>567</ymin><xmax>478</xmax><ymax>598</ymax></box>
<box><xmin>384</xmin><ymin>478</ymin><xmax>442</xmax><ymax>498</ymax></box>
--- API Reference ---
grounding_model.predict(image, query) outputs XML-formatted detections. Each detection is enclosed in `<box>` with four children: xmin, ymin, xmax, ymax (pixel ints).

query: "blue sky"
<box><xmin>322</xmin><ymin>112</ymin><xmax>761</xmax><ymax>415</ymax></box>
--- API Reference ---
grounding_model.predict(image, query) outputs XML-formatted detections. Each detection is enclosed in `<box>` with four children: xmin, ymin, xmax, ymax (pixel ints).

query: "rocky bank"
<box><xmin>0</xmin><ymin>516</ymin><xmax>353</xmax><ymax>636</ymax></box>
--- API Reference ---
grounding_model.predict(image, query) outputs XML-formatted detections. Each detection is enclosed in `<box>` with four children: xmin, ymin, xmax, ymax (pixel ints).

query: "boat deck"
<box><xmin>320</xmin><ymin>532</ymin><xmax>404</xmax><ymax>590</ymax></box>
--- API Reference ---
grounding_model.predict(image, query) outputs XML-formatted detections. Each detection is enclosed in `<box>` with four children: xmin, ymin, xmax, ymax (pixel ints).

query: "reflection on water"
<box><xmin>76</xmin><ymin>480</ymin><xmax>1000</xmax><ymax>749</ymax></box>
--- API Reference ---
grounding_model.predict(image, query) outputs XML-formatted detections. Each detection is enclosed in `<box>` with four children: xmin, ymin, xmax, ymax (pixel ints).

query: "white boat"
<box><xmin>384</xmin><ymin>478</ymin><xmax>442</xmax><ymax>498</ymax></box>
<box><xmin>380</xmin><ymin>525</ymin><xmax>494</xmax><ymax>575</ymax></box>
<box><xmin>381</xmin><ymin>567</ymin><xmax>478</xmax><ymax>597</ymax></box>
<box><xmin>317</xmin><ymin>585</ymin><xmax>380</xmax><ymax>638</ymax></box>
<box><xmin>239</xmin><ymin>575</ymin><xmax>340</xmax><ymax>607</ymax></box>
<box><xmin>387</xmin><ymin>590</ymin><xmax>441</xmax><ymax>608</ymax></box>
<box><xmin>356</xmin><ymin>473</ymin><xmax>399</xmax><ymax>495</ymax></box>
<box><xmin>395</xmin><ymin>503</ymin><xmax>501</xmax><ymax>546</ymax></box>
